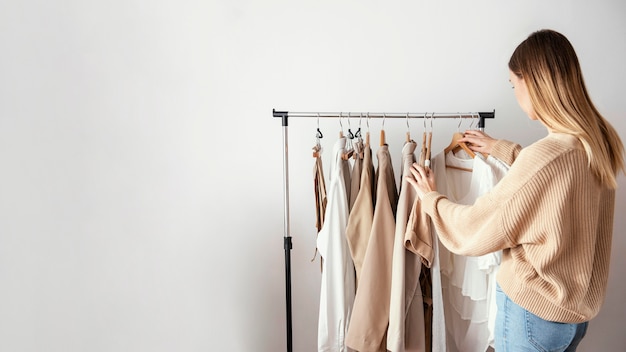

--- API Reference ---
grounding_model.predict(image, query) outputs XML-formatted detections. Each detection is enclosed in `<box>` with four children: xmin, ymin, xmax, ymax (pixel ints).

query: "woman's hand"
<box><xmin>406</xmin><ymin>163</ymin><xmax>437</xmax><ymax>200</ymax></box>
<box><xmin>459</xmin><ymin>130</ymin><xmax>497</xmax><ymax>155</ymax></box>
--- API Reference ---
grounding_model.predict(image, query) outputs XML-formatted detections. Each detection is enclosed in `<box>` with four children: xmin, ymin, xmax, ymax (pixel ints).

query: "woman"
<box><xmin>406</xmin><ymin>29</ymin><xmax>625</xmax><ymax>351</ymax></box>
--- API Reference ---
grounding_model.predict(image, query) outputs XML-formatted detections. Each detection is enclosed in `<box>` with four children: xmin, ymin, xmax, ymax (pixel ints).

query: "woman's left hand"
<box><xmin>405</xmin><ymin>163</ymin><xmax>437</xmax><ymax>199</ymax></box>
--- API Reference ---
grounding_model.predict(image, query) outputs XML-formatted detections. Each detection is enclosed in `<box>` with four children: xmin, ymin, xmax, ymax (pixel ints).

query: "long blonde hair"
<box><xmin>509</xmin><ymin>29</ymin><xmax>625</xmax><ymax>189</ymax></box>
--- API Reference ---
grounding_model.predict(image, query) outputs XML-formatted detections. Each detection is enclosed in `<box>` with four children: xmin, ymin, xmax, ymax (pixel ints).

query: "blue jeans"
<box><xmin>494</xmin><ymin>284</ymin><xmax>588</xmax><ymax>352</ymax></box>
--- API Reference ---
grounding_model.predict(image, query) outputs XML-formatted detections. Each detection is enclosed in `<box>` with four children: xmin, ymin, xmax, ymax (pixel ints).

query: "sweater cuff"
<box><xmin>491</xmin><ymin>139</ymin><xmax>522</xmax><ymax>166</ymax></box>
<box><xmin>421</xmin><ymin>191</ymin><xmax>445</xmax><ymax>215</ymax></box>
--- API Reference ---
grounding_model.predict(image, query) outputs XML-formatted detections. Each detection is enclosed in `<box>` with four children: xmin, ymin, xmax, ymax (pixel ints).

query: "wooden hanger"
<box><xmin>364</xmin><ymin>113</ymin><xmax>370</xmax><ymax>146</ymax></box>
<box><xmin>337</xmin><ymin>113</ymin><xmax>354</xmax><ymax>160</ymax></box>
<box><xmin>444</xmin><ymin>132</ymin><xmax>475</xmax><ymax>158</ymax></box>
<box><xmin>444</xmin><ymin>123</ymin><xmax>474</xmax><ymax>172</ymax></box>
<box><xmin>380</xmin><ymin>113</ymin><xmax>387</xmax><ymax>146</ymax></box>
<box><xmin>405</xmin><ymin>113</ymin><xmax>411</xmax><ymax>143</ymax></box>
<box><xmin>340</xmin><ymin>131</ymin><xmax>355</xmax><ymax>160</ymax></box>
<box><xmin>312</xmin><ymin>145</ymin><xmax>321</xmax><ymax>158</ymax></box>
<box><xmin>424</xmin><ymin>113</ymin><xmax>433</xmax><ymax>166</ymax></box>
<box><xmin>426</xmin><ymin>129</ymin><xmax>433</xmax><ymax>164</ymax></box>
<box><xmin>419</xmin><ymin>130</ymin><xmax>426</xmax><ymax>167</ymax></box>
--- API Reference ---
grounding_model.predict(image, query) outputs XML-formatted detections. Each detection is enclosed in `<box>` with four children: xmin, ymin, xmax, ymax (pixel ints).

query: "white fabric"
<box><xmin>431</xmin><ymin>150</ymin><xmax>508</xmax><ymax>352</ymax></box>
<box><xmin>388</xmin><ymin>141</ymin><xmax>426</xmax><ymax>352</ymax></box>
<box><xmin>317</xmin><ymin>137</ymin><xmax>356</xmax><ymax>352</ymax></box>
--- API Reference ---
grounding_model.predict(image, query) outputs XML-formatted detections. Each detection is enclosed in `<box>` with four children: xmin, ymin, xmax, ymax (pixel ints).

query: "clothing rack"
<box><xmin>273</xmin><ymin>108</ymin><xmax>495</xmax><ymax>352</ymax></box>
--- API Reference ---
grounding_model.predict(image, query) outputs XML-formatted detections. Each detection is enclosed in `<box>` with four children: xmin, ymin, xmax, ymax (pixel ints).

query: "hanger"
<box><xmin>419</xmin><ymin>113</ymin><xmax>427</xmax><ymax>167</ymax></box>
<box><xmin>338</xmin><ymin>112</ymin><xmax>344</xmax><ymax>139</ymax></box>
<box><xmin>444</xmin><ymin>115</ymin><xmax>475</xmax><ymax>159</ymax></box>
<box><xmin>443</xmin><ymin>114</ymin><xmax>474</xmax><ymax>172</ymax></box>
<box><xmin>425</xmin><ymin>113</ymin><xmax>433</xmax><ymax>167</ymax></box>
<box><xmin>469</xmin><ymin>113</ymin><xmax>488</xmax><ymax>157</ymax></box>
<box><xmin>312</xmin><ymin>113</ymin><xmax>323</xmax><ymax>158</ymax></box>
<box><xmin>363</xmin><ymin>113</ymin><xmax>370</xmax><ymax>146</ymax></box>
<box><xmin>380</xmin><ymin>113</ymin><xmax>387</xmax><ymax>146</ymax></box>
<box><xmin>405</xmin><ymin>112</ymin><xmax>411</xmax><ymax>143</ymax></box>
<box><xmin>341</xmin><ymin>112</ymin><xmax>355</xmax><ymax>160</ymax></box>
<box><xmin>353</xmin><ymin>114</ymin><xmax>363</xmax><ymax>160</ymax></box>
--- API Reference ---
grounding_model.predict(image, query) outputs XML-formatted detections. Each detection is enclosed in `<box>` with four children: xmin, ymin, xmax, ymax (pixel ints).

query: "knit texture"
<box><xmin>421</xmin><ymin>133</ymin><xmax>615</xmax><ymax>323</ymax></box>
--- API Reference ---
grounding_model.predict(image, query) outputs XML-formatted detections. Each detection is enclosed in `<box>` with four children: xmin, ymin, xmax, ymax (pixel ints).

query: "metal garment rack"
<box><xmin>273</xmin><ymin>108</ymin><xmax>495</xmax><ymax>352</ymax></box>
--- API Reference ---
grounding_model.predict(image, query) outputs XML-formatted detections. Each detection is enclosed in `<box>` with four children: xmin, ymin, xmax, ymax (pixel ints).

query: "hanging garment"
<box><xmin>418</xmin><ymin>264</ymin><xmax>433</xmax><ymax>352</ymax></box>
<box><xmin>387</xmin><ymin>141</ymin><xmax>427</xmax><ymax>352</ymax></box>
<box><xmin>346</xmin><ymin>141</ymin><xmax>375</xmax><ymax>286</ymax></box>
<box><xmin>404</xmin><ymin>146</ymin><xmax>438</xmax><ymax>352</ymax></box>
<box><xmin>312</xmin><ymin>146</ymin><xmax>328</xmax><ymax>267</ymax></box>
<box><xmin>341</xmin><ymin>143</ymin><xmax>352</xmax><ymax>203</ymax></box>
<box><xmin>349</xmin><ymin>138</ymin><xmax>364</xmax><ymax>211</ymax></box>
<box><xmin>313</xmin><ymin>153</ymin><xmax>328</xmax><ymax>233</ymax></box>
<box><xmin>403</xmin><ymin>129</ymin><xmax>435</xmax><ymax>350</ymax></box>
<box><xmin>346</xmin><ymin>144</ymin><xmax>398</xmax><ymax>352</ymax></box>
<box><xmin>431</xmin><ymin>150</ymin><xmax>508</xmax><ymax>352</ymax></box>
<box><xmin>313</xmin><ymin>144</ymin><xmax>328</xmax><ymax>233</ymax></box>
<box><xmin>317</xmin><ymin>137</ymin><xmax>356</xmax><ymax>352</ymax></box>
<box><xmin>405</xmin><ymin>203</ymin><xmax>444</xmax><ymax>352</ymax></box>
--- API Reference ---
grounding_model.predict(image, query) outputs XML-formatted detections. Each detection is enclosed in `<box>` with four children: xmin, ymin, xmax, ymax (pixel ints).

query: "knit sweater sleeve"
<box><xmin>421</xmin><ymin>135</ymin><xmax>578</xmax><ymax>257</ymax></box>
<box><xmin>416</xmin><ymin>140</ymin><xmax>528</xmax><ymax>256</ymax></box>
<box><xmin>420</xmin><ymin>190</ymin><xmax>513</xmax><ymax>256</ymax></box>
<box><xmin>490</xmin><ymin>139</ymin><xmax>522</xmax><ymax>166</ymax></box>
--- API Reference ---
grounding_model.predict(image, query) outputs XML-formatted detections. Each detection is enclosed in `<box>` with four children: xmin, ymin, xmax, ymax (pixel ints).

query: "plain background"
<box><xmin>1</xmin><ymin>1</ymin><xmax>624</xmax><ymax>351</ymax></box>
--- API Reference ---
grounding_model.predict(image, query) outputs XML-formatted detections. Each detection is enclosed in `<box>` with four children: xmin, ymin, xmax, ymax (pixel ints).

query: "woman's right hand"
<box><xmin>459</xmin><ymin>130</ymin><xmax>498</xmax><ymax>155</ymax></box>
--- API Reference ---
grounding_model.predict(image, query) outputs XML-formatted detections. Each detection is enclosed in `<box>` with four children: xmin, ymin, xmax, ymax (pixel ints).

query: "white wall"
<box><xmin>0</xmin><ymin>1</ymin><xmax>624</xmax><ymax>351</ymax></box>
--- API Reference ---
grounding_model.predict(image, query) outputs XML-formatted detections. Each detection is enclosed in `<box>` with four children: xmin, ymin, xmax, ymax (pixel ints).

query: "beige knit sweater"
<box><xmin>421</xmin><ymin>132</ymin><xmax>615</xmax><ymax>323</ymax></box>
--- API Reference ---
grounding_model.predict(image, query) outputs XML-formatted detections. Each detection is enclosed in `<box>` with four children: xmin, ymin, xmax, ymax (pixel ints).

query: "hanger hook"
<box><xmin>347</xmin><ymin>112</ymin><xmax>354</xmax><ymax>139</ymax></box>
<box><xmin>382</xmin><ymin>113</ymin><xmax>386</xmax><ymax>129</ymax></box>
<box><xmin>316</xmin><ymin>113</ymin><xmax>323</xmax><ymax>139</ymax></box>
<box><xmin>430</xmin><ymin>112</ymin><xmax>434</xmax><ymax>131</ymax></box>
<box><xmin>339</xmin><ymin>112</ymin><xmax>344</xmax><ymax>133</ymax></box>
<box><xmin>406</xmin><ymin>112</ymin><xmax>410</xmax><ymax>131</ymax></box>
<box><xmin>458</xmin><ymin>114</ymin><xmax>463</xmax><ymax>132</ymax></box>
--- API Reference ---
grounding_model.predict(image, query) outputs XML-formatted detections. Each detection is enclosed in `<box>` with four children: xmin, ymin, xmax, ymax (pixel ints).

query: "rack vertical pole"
<box><xmin>278</xmin><ymin>111</ymin><xmax>293</xmax><ymax>352</ymax></box>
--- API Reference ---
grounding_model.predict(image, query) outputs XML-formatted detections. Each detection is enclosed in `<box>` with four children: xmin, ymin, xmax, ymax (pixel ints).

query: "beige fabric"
<box><xmin>349</xmin><ymin>139</ymin><xmax>364</xmax><ymax>211</ymax></box>
<box><xmin>404</xmin><ymin>201</ymin><xmax>434</xmax><ymax>268</ymax></box>
<box><xmin>346</xmin><ymin>142</ymin><xmax>375</xmax><ymax>284</ymax></box>
<box><xmin>387</xmin><ymin>141</ymin><xmax>427</xmax><ymax>352</ymax></box>
<box><xmin>346</xmin><ymin>145</ymin><xmax>398</xmax><ymax>352</ymax></box>
<box><xmin>313</xmin><ymin>153</ymin><xmax>327</xmax><ymax>231</ymax></box>
<box><xmin>312</xmin><ymin>152</ymin><xmax>328</xmax><ymax>269</ymax></box>
<box><xmin>404</xmin><ymin>197</ymin><xmax>435</xmax><ymax>352</ymax></box>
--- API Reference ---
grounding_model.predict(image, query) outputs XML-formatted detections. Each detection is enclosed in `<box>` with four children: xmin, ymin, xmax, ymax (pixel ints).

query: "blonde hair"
<box><xmin>509</xmin><ymin>29</ymin><xmax>625</xmax><ymax>189</ymax></box>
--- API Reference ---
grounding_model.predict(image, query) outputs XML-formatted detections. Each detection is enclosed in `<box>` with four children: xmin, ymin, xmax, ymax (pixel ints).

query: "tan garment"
<box><xmin>404</xmin><ymin>201</ymin><xmax>434</xmax><ymax>268</ymax></box>
<box><xmin>313</xmin><ymin>153</ymin><xmax>328</xmax><ymax>233</ymax></box>
<box><xmin>346</xmin><ymin>142</ymin><xmax>375</xmax><ymax>284</ymax></box>
<box><xmin>349</xmin><ymin>139</ymin><xmax>364</xmax><ymax>211</ymax></box>
<box><xmin>387</xmin><ymin>141</ymin><xmax>427</xmax><ymax>352</ymax></box>
<box><xmin>404</xmin><ymin>174</ymin><xmax>435</xmax><ymax>352</ymax></box>
<box><xmin>346</xmin><ymin>145</ymin><xmax>398</xmax><ymax>352</ymax></box>
<box><xmin>312</xmin><ymin>152</ymin><xmax>328</xmax><ymax>269</ymax></box>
